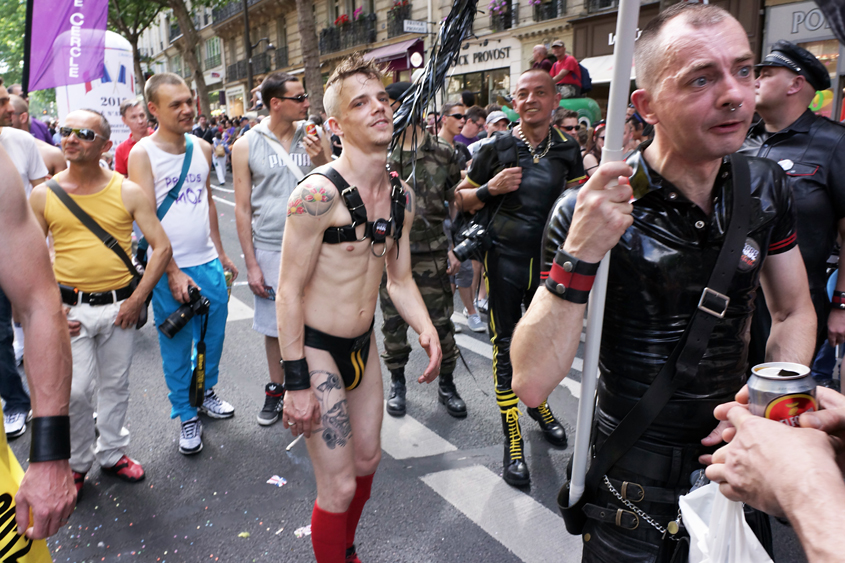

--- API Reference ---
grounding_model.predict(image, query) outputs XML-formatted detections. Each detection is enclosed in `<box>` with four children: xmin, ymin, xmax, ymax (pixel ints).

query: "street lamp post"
<box><xmin>241</xmin><ymin>0</ymin><xmax>274</xmax><ymax>109</ymax></box>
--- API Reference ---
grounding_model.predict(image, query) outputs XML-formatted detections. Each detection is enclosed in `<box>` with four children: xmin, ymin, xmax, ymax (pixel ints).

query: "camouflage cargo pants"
<box><xmin>379</xmin><ymin>249</ymin><xmax>459</xmax><ymax>375</ymax></box>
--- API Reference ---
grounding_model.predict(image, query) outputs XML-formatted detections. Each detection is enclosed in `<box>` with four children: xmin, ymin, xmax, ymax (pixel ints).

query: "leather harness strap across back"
<box><xmin>303</xmin><ymin>165</ymin><xmax>406</xmax><ymax>256</ymax></box>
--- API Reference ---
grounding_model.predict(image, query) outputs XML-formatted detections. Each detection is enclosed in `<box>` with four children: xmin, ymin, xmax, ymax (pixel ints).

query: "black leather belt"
<box><xmin>59</xmin><ymin>283</ymin><xmax>134</xmax><ymax>306</ymax></box>
<box><xmin>604</xmin><ymin>477</ymin><xmax>679</xmax><ymax>505</ymax></box>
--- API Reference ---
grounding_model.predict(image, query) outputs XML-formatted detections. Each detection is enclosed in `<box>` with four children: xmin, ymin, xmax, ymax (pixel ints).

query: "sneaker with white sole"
<box><xmin>4</xmin><ymin>410</ymin><xmax>31</xmax><ymax>438</ymax></box>
<box><xmin>199</xmin><ymin>388</ymin><xmax>235</xmax><ymax>419</ymax></box>
<box><xmin>257</xmin><ymin>383</ymin><xmax>284</xmax><ymax>426</ymax></box>
<box><xmin>468</xmin><ymin>313</ymin><xmax>486</xmax><ymax>333</ymax></box>
<box><xmin>179</xmin><ymin>417</ymin><xmax>203</xmax><ymax>455</ymax></box>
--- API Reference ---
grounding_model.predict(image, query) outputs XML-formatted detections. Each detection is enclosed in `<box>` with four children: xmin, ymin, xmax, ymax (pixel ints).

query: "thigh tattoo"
<box><xmin>312</xmin><ymin>370</ymin><xmax>351</xmax><ymax>449</ymax></box>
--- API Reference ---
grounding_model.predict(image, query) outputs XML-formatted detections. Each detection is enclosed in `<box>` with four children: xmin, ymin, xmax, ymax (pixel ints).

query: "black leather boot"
<box><xmin>438</xmin><ymin>372</ymin><xmax>467</xmax><ymax>418</ymax></box>
<box><xmin>501</xmin><ymin>409</ymin><xmax>530</xmax><ymax>486</ymax></box>
<box><xmin>527</xmin><ymin>401</ymin><xmax>567</xmax><ymax>448</ymax></box>
<box><xmin>386</xmin><ymin>370</ymin><xmax>406</xmax><ymax>417</ymax></box>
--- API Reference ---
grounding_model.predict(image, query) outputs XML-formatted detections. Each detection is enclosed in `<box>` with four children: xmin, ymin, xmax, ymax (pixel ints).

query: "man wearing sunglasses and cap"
<box><xmin>740</xmin><ymin>40</ymin><xmax>845</xmax><ymax>388</ymax></box>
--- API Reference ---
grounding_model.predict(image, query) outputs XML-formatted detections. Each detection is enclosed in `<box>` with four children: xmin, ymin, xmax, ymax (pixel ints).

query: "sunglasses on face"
<box><xmin>59</xmin><ymin>127</ymin><xmax>106</xmax><ymax>141</ymax></box>
<box><xmin>598</xmin><ymin>136</ymin><xmax>606</xmax><ymax>141</ymax></box>
<box><xmin>275</xmin><ymin>94</ymin><xmax>309</xmax><ymax>103</ymax></box>
<box><xmin>448</xmin><ymin>113</ymin><xmax>465</xmax><ymax>120</ymax></box>
<box><xmin>561</xmin><ymin>125</ymin><xmax>580</xmax><ymax>131</ymax></box>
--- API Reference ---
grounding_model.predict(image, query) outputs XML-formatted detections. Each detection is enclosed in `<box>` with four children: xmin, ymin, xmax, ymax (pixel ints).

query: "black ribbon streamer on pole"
<box><xmin>22</xmin><ymin>0</ymin><xmax>34</xmax><ymax>96</ymax></box>
<box><xmin>813</xmin><ymin>0</ymin><xmax>845</xmax><ymax>44</ymax></box>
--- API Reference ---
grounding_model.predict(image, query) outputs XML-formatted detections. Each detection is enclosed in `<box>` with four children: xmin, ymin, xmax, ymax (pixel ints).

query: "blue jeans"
<box><xmin>0</xmin><ymin>288</ymin><xmax>30</xmax><ymax>414</ymax></box>
<box><xmin>152</xmin><ymin>259</ymin><xmax>228</xmax><ymax>421</ymax></box>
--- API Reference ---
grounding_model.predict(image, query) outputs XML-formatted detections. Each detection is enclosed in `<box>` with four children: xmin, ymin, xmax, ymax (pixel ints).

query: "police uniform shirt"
<box><xmin>741</xmin><ymin>110</ymin><xmax>845</xmax><ymax>298</ymax></box>
<box><xmin>544</xmin><ymin>150</ymin><xmax>796</xmax><ymax>445</ymax></box>
<box><xmin>466</xmin><ymin>128</ymin><xmax>585</xmax><ymax>257</ymax></box>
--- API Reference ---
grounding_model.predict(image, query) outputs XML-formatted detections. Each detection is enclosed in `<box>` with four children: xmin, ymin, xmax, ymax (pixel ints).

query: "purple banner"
<box><xmin>27</xmin><ymin>0</ymin><xmax>108</xmax><ymax>91</ymax></box>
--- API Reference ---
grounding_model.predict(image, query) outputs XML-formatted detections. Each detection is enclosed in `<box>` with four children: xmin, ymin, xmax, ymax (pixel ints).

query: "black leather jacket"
<box><xmin>467</xmin><ymin>129</ymin><xmax>584</xmax><ymax>258</ymax></box>
<box><xmin>740</xmin><ymin>110</ymin><xmax>845</xmax><ymax>295</ymax></box>
<box><xmin>543</xmin><ymin>152</ymin><xmax>796</xmax><ymax>445</ymax></box>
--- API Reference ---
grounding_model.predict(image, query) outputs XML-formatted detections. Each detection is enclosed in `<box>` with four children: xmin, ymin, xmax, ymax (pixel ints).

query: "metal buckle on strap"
<box><xmin>616</xmin><ymin>508</ymin><xmax>639</xmax><ymax>530</ymax></box>
<box><xmin>621</xmin><ymin>481</ymin><xmax>645</xmax><ymax>503</ymax></box>
<box><xmin>698</xmin><ymin>287</ymin><xmax>729</xmax><ymax>318</ymax></box>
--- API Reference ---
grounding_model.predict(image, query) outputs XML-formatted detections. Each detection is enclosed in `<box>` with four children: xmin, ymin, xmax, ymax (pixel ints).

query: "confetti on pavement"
<box><xmin>266</xmin><ymin>475</ymin><xmax>287</xmax><ymax>487</ymax></box>
<box><xmin>294</xmin><ymin>525</ymin><xmax>311</xmax><ymax>538</ymax></box>
<box><xmin>238</xmin><ymin>532</ymin><xmax>250</xmax><ymax>538</ymax></box>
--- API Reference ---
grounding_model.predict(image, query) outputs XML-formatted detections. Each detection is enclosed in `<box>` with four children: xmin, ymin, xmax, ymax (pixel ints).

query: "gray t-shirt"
<box><xmin>247</xmin><ymin>121</ymin><xmax>314</xmax><ymax>250</ymax></box>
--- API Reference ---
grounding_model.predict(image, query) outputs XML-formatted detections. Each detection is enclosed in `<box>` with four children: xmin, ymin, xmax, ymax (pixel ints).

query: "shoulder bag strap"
<box><xmin>582</xmin><ymin>153</ymin><xmax>751</xmax><ymax>496</ymax></box>
<box><xmin>137</xmin><ymin>134</ymin><xmax>194</xmax><ymax>256</ymax></box>
<box><xmin>46</xmin><ymin>178</ymin><xmax>138</xmax><ymax>279</ymax></box>
<box><xmin>254</xmin><ymin>122</ymin><xmax>305</xmax><ymax>181</ymax></box>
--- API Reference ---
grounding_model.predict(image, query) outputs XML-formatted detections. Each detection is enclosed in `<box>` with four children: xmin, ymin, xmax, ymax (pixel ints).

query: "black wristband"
<box><xmin>29</xmin><ymin>416</ymin><xmax>71</xmax><ymax>462</ymax></box>
<box><xmin>543</xmin><ymin>247</ymin><xmax>600</xmax><ymax>304</ymax></box>
<box><xmin>476</xmin><ymin>184</ymin><xmax>492</xmax><ymax>203</ymax></box>
<box><xmin>282</xmin><ymin>358</ymin><xmax>311</xmax><ymax>391</ymax></box>
<box><xmin>833</xmin><ymin>291</ymin><xmax>845</xmax><ymax>310</ymax></box>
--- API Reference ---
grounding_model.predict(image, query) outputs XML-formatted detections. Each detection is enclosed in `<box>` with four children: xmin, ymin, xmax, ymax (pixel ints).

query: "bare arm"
<box><xmin>0</xmin><ymin>148</ymin><xmax>75</xmax><ymax>538</ymax></box>
<box><xmin>512</xmin><ymin>162</ymin><xmax>634</xmax><ymax>407</ymax></box>
<box><xmin>759</xmin><ymin>247</ymin><xmax>816</xmax><ymax>365</ymax></box>
<box><xmin>232</xmin><ymin>138</ymin><xmax>267</xmax><ymax>298</ymax></box>
<box><xmin>385</xmin><ymin>188</ymin><xmax>442</xmax><ymax>383</ymax></box>
<box><xmin>114</xmin><ymin>180</ymin><xmax>172</xmax><ymax>328</ymax></box>
<box><xmin>551</xmin><ymin>68</ymin><xmax>571</xmax><ymax>83</ymax></box>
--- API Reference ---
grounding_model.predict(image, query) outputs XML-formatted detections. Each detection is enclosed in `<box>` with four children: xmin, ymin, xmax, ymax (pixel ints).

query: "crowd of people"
<box><xmin>1</xmin><ymin>3</ymin><xmax>845</xmax><ymax>561</ymax></box>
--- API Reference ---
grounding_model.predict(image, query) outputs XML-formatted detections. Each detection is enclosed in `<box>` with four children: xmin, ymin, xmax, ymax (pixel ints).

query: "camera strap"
<box><xmin>189</xmin><ymin>310</ymin><xmax>210</xmax><ymax>408</ymax></box>
<box><xmin>136</xmin><ymin>134</ymin><xmax>194</xmax><ymax>265</ymax></box>
<box><xmin>46</xmin><ymin>177</ymin><xmax>152</xmax><ymax>329</ymax></box>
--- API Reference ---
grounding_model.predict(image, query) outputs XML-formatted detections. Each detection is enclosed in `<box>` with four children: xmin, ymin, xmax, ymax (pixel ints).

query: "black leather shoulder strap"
<box><xmin>581</xmin><ymin>153</ymin><xmax>751</xmax><ymax>498</ymax></box>
<box><xmin>388</xmin><ymin>167</ymin><xmax>405</xmax><ymax>243</ymax></box>
<box><xmin>307</xmin><ymin>165</ymin><xmax>370</xmax><ymax>244</ymax></box>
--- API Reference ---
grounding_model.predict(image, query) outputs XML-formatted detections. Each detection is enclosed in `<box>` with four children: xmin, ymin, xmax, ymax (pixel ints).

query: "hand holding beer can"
<box><xmin>748</xmin><ymin>362</ymin><xmax>817</xmax><ymax>426</ymax></box>
<box><xmin>224</xmin><ymin>269</ymin><xmax>234</xmax><ymax>302</ymax></box>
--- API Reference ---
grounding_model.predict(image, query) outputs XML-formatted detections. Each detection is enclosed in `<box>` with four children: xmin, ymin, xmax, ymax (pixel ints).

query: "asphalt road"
<box><xmin>10</xmin><ymin>174</ymin><xmax>808</xmax><ymax>562</ymax></box>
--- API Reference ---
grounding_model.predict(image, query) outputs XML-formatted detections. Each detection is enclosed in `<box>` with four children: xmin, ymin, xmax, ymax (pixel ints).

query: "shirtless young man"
<box><xmin>277</xmin><ymin>55</ymin><xmax>442</xmax><ymax>563</ymax></box>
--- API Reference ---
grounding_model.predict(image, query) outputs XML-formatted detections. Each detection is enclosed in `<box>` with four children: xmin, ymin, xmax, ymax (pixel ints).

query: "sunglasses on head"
<box><xmin>448</xmin><ymin>113</ymin><xmax>465</xmax><ymax>120</ymax></box>
<box><xmin>561</xmin><ymin>125</ymin><xmax>580</xmax><ymax>131</ymax></box>
<box><xmin>59</xmin><ymin>127</ymin><xmax>105</xmax><ymax>141</ymax></box>
<box><xmin>276</xmin><ymin>94</ymin><xmax>309</xmax><ymax>103</ymax></box>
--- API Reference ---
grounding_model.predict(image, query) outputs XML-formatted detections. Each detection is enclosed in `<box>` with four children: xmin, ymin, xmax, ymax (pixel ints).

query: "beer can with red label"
<box><xmin>748</xmin><ymin>362</ymin><xmax>817</xmax><ymax>426</ymax></box>
<box><xmin>305</xmin><ymin>122</ymin><xmax>317</xmax><ymax>137</ymax></box>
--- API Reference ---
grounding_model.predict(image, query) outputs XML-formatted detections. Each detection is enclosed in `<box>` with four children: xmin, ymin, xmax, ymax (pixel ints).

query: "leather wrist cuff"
<box><xmin>282</xmin><ymin>358</ymin><xmax>311</xmax><ymax>390</ymax></box>
<box><xmin>543</xmin><ymin>248</ymin><xmax>600</xmax><ymax>304</ymax></box>
<box><xmin>476</xmin><ymin>184</ymin><xmax>492</xmax><ymax>203</ymax></box>
<box><xmin>833</xmin><ymin>292</ymin><xmax>845</xmax><ymax>310</ymax></box>
<box><xmin>29</xmin><ymin>416</ymin><xmax>71</xmax><ymax>462</ymax></box>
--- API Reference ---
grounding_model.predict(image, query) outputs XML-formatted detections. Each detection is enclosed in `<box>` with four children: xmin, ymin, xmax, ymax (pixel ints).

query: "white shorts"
<box><xmin>252</xmin><ymin>248</ymin><xmax>281</xmax><ymax>337</ymax></box>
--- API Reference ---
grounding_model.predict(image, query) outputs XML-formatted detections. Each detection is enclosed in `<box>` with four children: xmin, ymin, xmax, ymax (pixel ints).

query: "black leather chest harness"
<box><xmin>302</xmin><ymin>164</ymin><xmax>406</xmax><ymax>257</ymax></box>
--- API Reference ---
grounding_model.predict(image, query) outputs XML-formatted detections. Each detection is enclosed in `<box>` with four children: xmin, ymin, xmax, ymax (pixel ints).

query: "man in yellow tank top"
<box><xmin>29</xmin><ymin>109</ymin><xmax>172</xmax><ymax>500</ymax></box>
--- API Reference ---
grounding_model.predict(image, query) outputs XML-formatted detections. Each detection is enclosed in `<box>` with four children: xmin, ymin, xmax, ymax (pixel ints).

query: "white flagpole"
<box><xmin>569</xmin><ymin>0</ymin><xmax>642</xmax><ymax>507</ymax></box>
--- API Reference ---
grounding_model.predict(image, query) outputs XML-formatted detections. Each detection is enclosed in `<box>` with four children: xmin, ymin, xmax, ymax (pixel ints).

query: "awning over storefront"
<box><xmin>364</xmin><ymin>38</ymin><xmax>422</xmax><ymax>63</ymax></box>
<box><xmin>579</xmin><ymin>54</ymin><xmax>636</xmax><ymax>85</ymax></box>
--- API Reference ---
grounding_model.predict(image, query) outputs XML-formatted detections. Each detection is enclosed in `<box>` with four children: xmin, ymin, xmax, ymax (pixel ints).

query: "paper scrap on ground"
<box><xmin>294</xmin><ymin>525</ymin><xmax>312</xmax><ymax>538</ymax></box>
<box><xmin>238</xmin><ymin>532</ymin><xmax>250</xmax><ymax>538</ymax></box>
<box><xmin>267</xmin><ymin>475</ymin><xmax>287</xmax><ymax>487</ymax></box>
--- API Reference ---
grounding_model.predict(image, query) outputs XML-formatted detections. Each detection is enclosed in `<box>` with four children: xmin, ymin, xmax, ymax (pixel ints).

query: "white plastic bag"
<box><xmin>678</xmin><ymin>482</ymin><xmax>773</xmax><ymax>563</ymax></box>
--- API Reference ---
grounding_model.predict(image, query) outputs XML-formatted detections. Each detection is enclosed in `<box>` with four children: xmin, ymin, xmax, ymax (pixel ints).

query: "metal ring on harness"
<box><xmin>371</xmin><ymin>240</ymin><xmax>388</xmax><ymax>257</ymax></box>
<box><xmin>353</xmin><ymin>222</ymin><xmax>369</xmax><ymax>242</ymax></box>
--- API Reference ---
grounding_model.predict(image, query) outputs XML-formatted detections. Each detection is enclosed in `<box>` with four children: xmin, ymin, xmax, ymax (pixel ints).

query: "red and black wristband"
<box><xmin>833</xmin><ymin>292</ymin><xmax>845</xmax><ymax>310</ymax></box>
<box><xmin>543</xmin><ymin>248</ymin><xmax>600</xmax><ymax>304</ymax></box>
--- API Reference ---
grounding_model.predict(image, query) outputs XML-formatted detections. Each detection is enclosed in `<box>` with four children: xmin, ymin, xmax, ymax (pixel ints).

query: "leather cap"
<box><xmin>757</xmin><ymin>40</ymin><xmax>831</xmax><ymax>91</ymax></box>
<box><xmin>385</xmin><ymin>81</ymin><xmax>412</xmax><ymax>102</ymax></box>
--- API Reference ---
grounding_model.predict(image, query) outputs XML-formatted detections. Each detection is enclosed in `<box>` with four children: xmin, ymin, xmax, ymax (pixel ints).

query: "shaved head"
<box><xmin>514</xmin><ymin>69</ymin><xmax>555</xmax><ymax>93</ymax></box>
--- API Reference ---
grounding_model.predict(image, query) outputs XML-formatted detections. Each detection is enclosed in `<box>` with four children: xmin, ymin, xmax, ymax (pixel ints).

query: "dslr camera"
<box><xmin>159</xmin><ymin>286</ymin><xmax>210</xmax><ymax>339</ymax></box>
<box><xmin>453</xmin><ymin>222</ymin><xmax>492</xmax><ymax>262</ymax></box>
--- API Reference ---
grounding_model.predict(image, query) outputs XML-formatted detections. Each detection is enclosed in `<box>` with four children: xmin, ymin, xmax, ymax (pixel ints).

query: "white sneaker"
<box><xmin>468</xmin><ymin>313</ymin><xmax>486</xmax><ymax>333</ymax></box>
<box><xmin>5</xmin><ymin>410</ymin><xmax>32</xmax><ymax>438</ymax></box>
<box><xmin>475</xmin><ymin>298</ymin><xmax>489</xmax><ymax>315</ymax></box>
<box><xmin>199</xmin><ymin>388</ymin><xmax>235</xmax><ymax>419</ymax></box>
<box><xmin>179</xmin><ymin>417</ymin><xmax>203</xmax><ymax>455</ymax></box>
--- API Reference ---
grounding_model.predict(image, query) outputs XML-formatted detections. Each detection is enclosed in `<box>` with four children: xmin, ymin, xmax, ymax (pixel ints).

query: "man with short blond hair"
<box><xmin>279</xmin><ymin>54</ymin><xmax>441</xmax><ymax>563</ymax></box>
<box><xmin>30</xmin><ymin>109</ymin><xmax>171</xmax><ymax>496</ymax></box>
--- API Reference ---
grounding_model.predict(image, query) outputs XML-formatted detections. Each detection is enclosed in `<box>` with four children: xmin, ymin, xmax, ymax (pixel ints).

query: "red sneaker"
<box><xmin>72</xmin><ymin>471</ymin><xmax>85</xmax><ymax>496</ymax></box>
<box><xmin>345</xmin><ymin>545</ymin><xmax>362</xmax><ymax>563</ymax></box>
<box><xmin>101</xmin><ymin>455</ymin><xmax>145</xmax><ymax>483</ymax></box>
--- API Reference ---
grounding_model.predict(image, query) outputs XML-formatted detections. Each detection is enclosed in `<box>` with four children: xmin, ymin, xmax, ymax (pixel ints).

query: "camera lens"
<box><xmin>158</xmin><ymin>303</ymin><xmax>196</xmax><ymax>339</ymax></box>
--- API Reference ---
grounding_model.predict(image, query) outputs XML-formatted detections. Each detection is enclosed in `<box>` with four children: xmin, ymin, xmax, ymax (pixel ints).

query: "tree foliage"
<box><xmin>0</xmin><ymin>0</ymin><xmax>26</xmax><ymax>85</ymax></box>
<box><xmin>109</xmin><ymin>0</ymin><xmax>164</xmax><ymax>102</ymax></box>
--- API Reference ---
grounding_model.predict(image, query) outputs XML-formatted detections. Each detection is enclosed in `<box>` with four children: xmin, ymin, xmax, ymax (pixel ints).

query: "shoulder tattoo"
<box><xmin>287</xmin><ymin>183</ymin><xmax>336</xmax><ymax>217</ymax></box>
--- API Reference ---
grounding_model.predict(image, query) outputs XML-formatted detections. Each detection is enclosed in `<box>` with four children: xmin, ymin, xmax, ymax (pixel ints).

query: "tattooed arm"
<box><xmin>277</xmin><ymin>177</ymin><xmax>339</xmax><ymax>437</ymax></box>
<box><xmin>385</xmin><ymin>186</ymin><xmax>442</xmax><ymax>383</ymax></box>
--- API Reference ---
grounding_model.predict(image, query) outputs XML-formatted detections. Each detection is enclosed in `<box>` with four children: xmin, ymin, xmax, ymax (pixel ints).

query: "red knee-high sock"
<box><xmin>346</xmin><ymin>473</ymin><xmax>374</xmax><ymax>550</ymax></box>
<box><xmin>311</xmin><ymin>502</ymin><xmax>348</xmax><ymax>563</ymax></box>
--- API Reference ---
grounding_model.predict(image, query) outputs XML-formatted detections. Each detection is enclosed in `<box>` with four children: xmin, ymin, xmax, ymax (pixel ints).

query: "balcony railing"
<box><xmin>212</xmin><ymin>0</ymin><xmax>262</xmax><ymax>25</ymax></box>
<box><xmin>587</xmin><ymin>0</ymin><xmax>618</xmax><ymax>13</ymax></box>
<box><xmin>319</xmin><ymin>13</ymin><xmax>377</xmax><ymax>55</ymax></box>
<box><xmin>227</xmin><ymin>59</ymin><xmax>249</xmax><ymax>82</ymax></box>
<box><xmin>252</xmin><ymin>51</ymin><xmax>272</xmax><ymax>75</ymax></box>
<box><xmin>387</xmin><ymin>3</ymin><xmax>412</xmax><ymax>39</ymax></box>
<box><xmin>490</xmin><ymin>12</ymin><xmax>511</xmax><ymax>32</ymax></box>
<box><xmin>533</xmin><ymin>1</ymin><xmax>560</xmax><ymax>22</ymax></box>
<box><xmin>275</xmin><ymin>46</ymin><xmax>289</xmax><ymax>69</ymax></box>
<box><xmin>205</xmin><ymin>54</ymin><xmax>222</xmax><ymax>69</ymax></box>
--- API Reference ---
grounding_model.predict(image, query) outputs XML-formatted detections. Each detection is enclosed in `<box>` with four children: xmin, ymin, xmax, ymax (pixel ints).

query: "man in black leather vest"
<box><xmin>455</xmin><ymin>69</ymin><xmax>585</xmax><ymax>487</ymax></box>
<box><xmin>511</xmin><ymin>5</ymin><xmax>816</xmax><ymax>562</ymax></box>
<box><xmin>739</xmin><ymin>41</ymin><xmax>845</xmax><ymax>385</ymax></box>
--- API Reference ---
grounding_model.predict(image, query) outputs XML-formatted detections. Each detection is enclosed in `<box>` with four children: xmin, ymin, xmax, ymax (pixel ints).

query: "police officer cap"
<box><xmin>757</xmin><ymin>40</ymin><xmax>831</xmax><ymax>91</ymax></box>
<box><xmin>385</xmin><ymin>81</ymin><xmax>412</xmax><ymax>102</ymax></box>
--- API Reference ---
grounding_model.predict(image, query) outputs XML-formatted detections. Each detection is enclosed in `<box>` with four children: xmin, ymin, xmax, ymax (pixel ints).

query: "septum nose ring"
<box><xmin>730</xmin><ymin>102</ymin><xmax>744</xmax><ymax>112</ymax></box>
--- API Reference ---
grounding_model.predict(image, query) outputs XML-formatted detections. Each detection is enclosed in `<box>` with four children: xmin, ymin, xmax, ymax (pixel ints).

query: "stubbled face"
<box><xmin>149</xmin><ymin>83</ymin><xmax>195</xmax><ymax>134</ymax></box>
<box><xmin>274</xmin><ymin>80</ymin><xmax>310</xmax><ymax>123</ymax></box>
<box><xmin>442</xmin><ymin>104</ymin><xmax>466</xmax><ymax>138</ymax></box>
<box><xmin>333</xmin><ymin>74</ymin><xmax>393</xmax><ymax>148</ymax></box>
<box><xmin>61</xmin><ymin>111</ymin><xmax>111</xmax><ymax>164</ymax></box>
<box><xmin>642</xmin><ymin>17</ymin><xmax>755</xmax><ymax>161</ymax></box>
<box><xmin>513</xmin><ymin>72</ymin><xmax>560</xmax><ymax>127</ymax></box>
<box><xmin>0</xmin><ymin>87</ymin><xmax>13</xmax><ymax>127</ymax></box>
<box><xmin>122</xmin><ymin>104</ymin><xmax>148</xmax><ymax>137</ymax></box>
<box><xmin>755</xmin><ymin>66</ymin><xmax>797</xmax><ymax>114</ymax></box>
